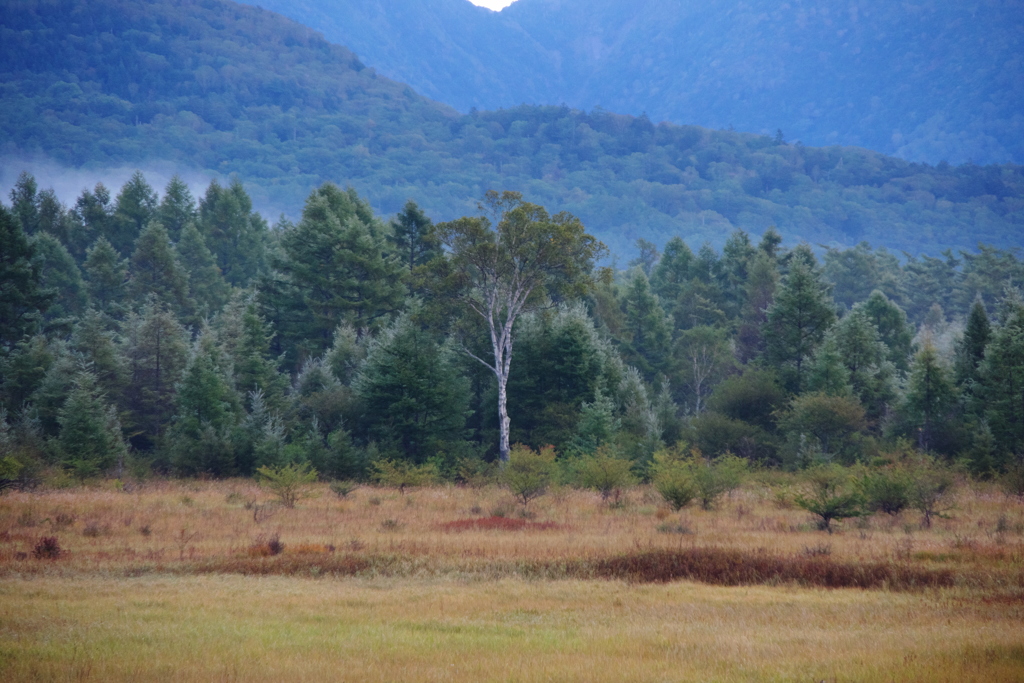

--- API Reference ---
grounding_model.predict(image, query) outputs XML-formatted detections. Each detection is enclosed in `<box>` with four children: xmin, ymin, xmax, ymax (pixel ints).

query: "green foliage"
<box><xmin>794</xmin><ymin>465</ymin><xmax>864</xmax><ymax>532</ymax></box>
<box><xmin>690</xmin><ymin>453</ymin><xmax>749</xmax><ymax>510</ymax></box>
<box><xmin>501</xmin><ymin>444</ymin><xmax>557</xmax><ymax>506</ymax></box>
<box><xmin>256</xmin><ymin>461</ymin><xmax>319</xmax><ymax>508</ymax></box>
<box><xmin>907</xmin><ymin>458</ymin><xmax>957</xmax><ymax>529</ymax></box>
<box><xmin>369</xmin><ymin>458</ymin><xmax>439</xmax><ymax>492</ymax></box>
<box><xmin>0</xmin><ymin>205</ymin><xmax>52</xmax><ymax>352</ymax></box>
<box><xmin>780</xmin><ymin>393</ymin><xmax>867</xmax><ymax>466</ymax></box>
<box><xmin>57</xmin><ymin>369</ymin><xmax>127</xmax><ymax>480</ymax></box>
<box><xmin>196</xmin><ymin>179</ymin><xmax>268</xmax><ymax>288</ymax></box>
<box><xmin>858</xmin><ymin>468</ymin><xmax>912</xmax><ymax>516</ymax></box>
<box><xmin>650</xmin><ymin>448</ymin><xmax>697</xmax><ymax>511</ymax></box>
<box><xmin>570</xmin><ymin>447</ymin><xmax>636</xmax><ymax>500</ymax></box>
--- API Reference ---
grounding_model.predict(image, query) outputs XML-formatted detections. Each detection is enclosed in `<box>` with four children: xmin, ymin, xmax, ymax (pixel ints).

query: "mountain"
<box><xmin>242</xmin><ymin>0</ymin><xmax>1024</xmax><ymax>167</ymax></box>
<box><xmin>1</xmin><ymin>0</ymin><xmax>1022</xmax><ymax>257</ymax></box>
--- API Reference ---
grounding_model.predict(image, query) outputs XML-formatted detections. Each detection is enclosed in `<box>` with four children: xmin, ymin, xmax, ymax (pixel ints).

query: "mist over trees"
<box><xmin>2</xmin><ymin>170</ymin><xmax>1023</xmax><ymax>487</ymax></box>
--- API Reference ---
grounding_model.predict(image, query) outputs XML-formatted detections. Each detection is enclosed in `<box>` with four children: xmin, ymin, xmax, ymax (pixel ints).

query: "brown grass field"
<box><xmin>1</xmin><ymin>477</ymin><xmax>1023</xmax><ymax>681</ymax></box>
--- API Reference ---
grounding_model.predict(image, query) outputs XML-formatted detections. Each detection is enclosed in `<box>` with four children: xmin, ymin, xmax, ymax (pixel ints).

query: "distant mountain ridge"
<box><xmin>2</xmin><ymin>0</ymin><xmax>1022</xmax><ymax>257</ymax></box>
<box><xmin>241</xmin><ymin>0</ymin><xmax>1024</xmax><ymax>166</ymax></box>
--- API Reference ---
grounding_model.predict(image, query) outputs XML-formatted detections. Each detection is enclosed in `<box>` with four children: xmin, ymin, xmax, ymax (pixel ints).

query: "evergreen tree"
<box><xmin>122</xmin><ymin>302</ymin><xmax>190</xmax><ymax>451</ymax></box>
<box><xmin>0</xmin><ymin>334</ymin><xmax>55</xmax><ymax>414</ymax></box>
<box><xmin>167</xmin><ymin>328</ymin><xmax>241</xmax><ymax>476</ymax></box>
<box><xmin>720</xmin><ymin>230</ymin><xmax>756</xmax><ymax>317</ymax></box>
<box><xmin>806</xmin><ymin>332</ymin><xmax>853</xmax><ymax>397</ymax></box>
<box><xmin>231</xmin><ymin>298</ymin><xmax>286</xmax><ymax>412</ymax></box>
<box><xmin>69</xmin><ymin>183</ymin><xmax>113</xmax><ymax>259</ymax></box>
<box><xmin>265</xmin><ymin>184</ymin><xmax>404</xmax><ymax>361</ymax></box>
<box><xmin>28</xmin><ymin>343</ymin><xmax>80</xmax><ymax>438</ymax></box>
<box><xmin>156</xmin><ymin>175</ymin><xmax>197</xmax><ymax>242</ymax></box>
<box><xmin>70</xmin><ymin>309</ymin><xmax>128</xmax><ymax>400</ymax></box>
<box><xmin>388</xmin><ymin>199</ymin><xmax>437</xmax><ymax>271</ymax></box>
<box><xmin>83</xmin><ymin>237</ymin><xmax>128</xmax><ymax>321</ymax></box>
<box><xmin>31</xmin><ymin>232</ymin><xmax>87</xmax><ymax>324</ymax></box>
<box><xmin>568</xmin><ymin>390</ymin><xmax>619</xmax><ymax>456</ymax></box>
<box><xmin>855</xmin><ymin>290</ymin><xmax>914</xmax><ymax>372</ymax></box>
<box><xmin>8</xmin><ymin>172</ymin><xmax>39</xmax><ymax>235</ymax></box>
<box><xmin>764</xmin><ymin>248</ymin><xmax>836</xmax><ymax>393</ymax></box>
<box><xmin>36</xmin><ymin>189</ymin><xmax>73</xmax><ymax>245</ymax></box>
<box><xmin>903</xmin><ymin>341</ymin><xmax>958</xmax><ymax>453</ymax></box>
<box><xmin>57</xmin><ymin>368</ymin><xmax>127</xmax><ymax>479</ymax></box>
<box><xmin>197</xmin><ymin>179</ymin><xmax>268</xmax><ymax>287</ymax></box>
<box><xmin>979</xmin><ymin>303</ymin><xmax>1024</xmax><ymax>458</ymax></box>
<box><xmin>128</xmin><ymin>222</ymin><xmax>193</xmax><ymax>318</ymax></box>
<box><xmin>758</xmin><ymin>227</ymin><xmax>783</xmax><ymax>260</ymax></box>
<box><xmin>833</xmin><ymin>308</ymin><xmax>897</xmax><ymax>421</ymax></box>
<box><xmin>353</xmin><ymin>316</ymin><xmax>470</xmax><ymax>463</ymax></box>
<box><xmin>110</xmin><ymin>171</ymin><xmax>158</xmax><ymax>255</ymax></box>
<box><xmin>736</xmin><ymin>251</ymin><xmax>779</xmax><ymax>363</ymax></box>
<box><xmin>620</xmin><ymin>270</ymin><xmax>672</xmax><ymax>381</ymax></box>
<box><xmin>176</xmin><ymin>221</ymin><xmax>230</xmax><ymax>318</ymax></box>
<box><xmin>0</xmin><ymin>206</ymin><xmax>53</xmax><ymax>352</ymax></box>
<box><xmin>649</xmin><ymin>236</ymin><xmax>694</xmax><ymax>306</ymax></box>
<box><xmin>954</xmin><ymin>296</ymin><xmax>992</xmax><ymax>389</ymax></box>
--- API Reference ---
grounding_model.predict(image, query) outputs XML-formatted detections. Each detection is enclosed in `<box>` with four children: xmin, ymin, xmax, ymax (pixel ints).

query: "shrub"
<box><xmin>859</xmin><ymin>467</ymin><xmax>912</xmax><ymax>515</ymax></box>
<box><xmin>691</xmin><ymin>453</ymin><xmax>748</xmax><ymax>510</ymax></box>
<box><xmin>572</xmin><ymin>447</ymin><xmax>635</xmax><ymax>501</ymax></box>
<box><xmin>329</xmin><ymin>480</ymin><xmax>357</xmax><ymax>498</ymax></box>
<box><xmin>501</xmin><ymin>444</ymin><xmax>557</xmax><ymax>506</ymax></box>
<box><xmin>256</xmin><ymin>462</ymin><xmax>319</xmax><ymax>508</ymax></box>
<box><xmin>369</xmin><ymin>459</ymin><xmax>439</xmax><ymax>493</ymax></box>
<box><xmin>33</xmin><ymin>536</ymin><xmax>62</xmax><ymax>559</ymax></box>
<box><xmin>794</xmin><ymin>464</ymin><xmax>864</xmax><ymax>533</ymax></box>
<box><xmin>909</xmin><ymin>459</ymin><xmax>956</xmax><ymax>528</ymax></box>
<box><xmin>650</xmin><ymin>449</ymin><xmax>697</xmax><ymax>511</ymax></box>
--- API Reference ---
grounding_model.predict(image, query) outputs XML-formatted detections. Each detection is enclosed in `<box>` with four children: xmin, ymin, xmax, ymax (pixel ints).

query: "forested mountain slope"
<box><xmin>2</xmin><ymin>0</ymin><xmax>1023</xmax><ymax>256</ymax></box>
<box><xmin>247</xmin><ymin>0</ymin><xmax>1024</xmax><ymax>166</ymax></box>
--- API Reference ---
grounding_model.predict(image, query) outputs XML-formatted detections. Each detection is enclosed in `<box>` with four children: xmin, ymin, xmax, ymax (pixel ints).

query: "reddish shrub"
<box><xmin>32</xmin><ymin>536</ymin><xmax>62</xmax><ymax>560</ymax></box>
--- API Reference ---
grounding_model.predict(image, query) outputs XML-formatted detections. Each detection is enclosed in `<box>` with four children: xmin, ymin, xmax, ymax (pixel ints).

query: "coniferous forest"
<box><xmin>2</xmin><ymin>169</ymin><xmax>1023</xmax><ymax>489</ymax></box>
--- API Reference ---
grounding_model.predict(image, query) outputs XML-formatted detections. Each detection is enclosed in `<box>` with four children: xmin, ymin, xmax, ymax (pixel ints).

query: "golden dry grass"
<box><xmin>1</xmin><ymin>575</ymin><xmax>1023</xmax><ymax>682</ymax></box>
<box><xmin>1</xmin><ymin>479</ymin><xmax>1023</xmax><ymax>681</ymax></box>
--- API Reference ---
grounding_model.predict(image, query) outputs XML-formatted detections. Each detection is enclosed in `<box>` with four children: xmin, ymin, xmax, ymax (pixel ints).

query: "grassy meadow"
<box><xmin>1</xmin><ymin>477</ymin><xmax>1023</xmax><ymax>681</ymax></box>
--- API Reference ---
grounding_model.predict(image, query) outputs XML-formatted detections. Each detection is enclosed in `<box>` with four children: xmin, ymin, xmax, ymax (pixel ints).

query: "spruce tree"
<box><xmin>231</xmin><ymin>298</ymin><xmax>286</xmax><ymax>412</ymax></box>
<box><xmin>807</xmin><ymin>332</ymin><xmax>853</xmax><ymax>397</ymax></box>
<box><xmin>0</xmin><ymin>205</ymin><xmax>53</xmax><ymax>352</ymax></box>
<box><xmin>904</xmin><ymin>341</ymin><xmax>958</xmax><ymax>453</ymax></box>
<box><xmin>36</xmin><ymin>189</ymin><xmax>72</xmax><ymax>245</ymax></box>
<box><xmin>57</xmin><ymin>368</ymin><xmax>127</xmax><ymax>479</ymax></box>
<box><xmin>70</xmin><ymin>309</ymin><xmax>128</xmax><ymax>400</ymax></box>
<box><xmin>736</xmin><ymin>251</ymin><xmax>779</xmax><ymax>363</ymax></box>
<box><xmin>833</xmin><ymin>308</ymin><xmax>897</xmax><ymax>421</ymax></box>
<box><xmin>979</xmin><ymin>302</ymin><xmax>1024</xmax><ymax>457</ymax></box>
<box><xmin>69</xmin><ymin>183</ymin><xmax>113</xmax><ymax>259</ymax></box>
<box><xmin>954</xmin><ymin>296</ymin><xmax>992</xmax><ymax>389</ymax></box>
<box><xmin>167</xmin><ymin>328</ymin><xmax>241</xmax><ymax>476</ymax></box>
<box><xmin>856</xmin><ymin>290</ymin><xmax>914</xmax><ymax>371</ymax></box>
<box><xmin>353</xmin><ymin>316</ymin><xmax>469</xmax><ymax>463</ymax></box>
<box><xmin>764</xmin><ymin>247</ymin><xmax>836</xmax><ymax>393</ymax></box>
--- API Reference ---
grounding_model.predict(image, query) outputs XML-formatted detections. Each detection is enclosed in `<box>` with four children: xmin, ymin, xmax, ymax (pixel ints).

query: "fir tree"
<box><xmin>833</xmin><ymin>308</ymin><xmax>897</xmax><ymax>421</ymax></box>
<box><xmin>8</xmin><ymin>172</ymin><xmax>39</xmax><ymax>234</ymax></box>
<box><xmin>69</xmin><ymin>183</ymin><xmax>113</xmax><ymax>259</ymax></box>
<box><xmin>904</xmin><ymin>341</ymin><xmax>957</xmax><ymax>453</ymax></box>
<box><xmin>353</xmin><ymin>316</ymin><xmax>469</xmax><ymax>463</ymax></box>
<box><xmin>70</xmin><ymin>309</ymin><xmax>128</xmax><ymax>400</ymax></box>
<box><xmin>231</xmin><ymin>298</ymin><xmax>286</xmax><ymax>412</ymax></box>
<box><xmin>36</xmin><ymin>189</ymin><xmax>72</xmax><ymax>244</ymax></box>
<box><xmin>736</xmin><ymin>251</ymin><xmax>779</xmax><ymax>363</ymax></box>
<box><xmin>979</xmin><ymin>303</ymin><xmax>1024</xmax><ymax>457</ymax></box>
<box><xmin>954</xmin><ymin>296</ymin><xmax>992</xmax><ymax>389</ymax></box>
<box><xmin>649</xmin><ymin>236</ymin><xmax>694</xmax><ymax>306</ymax></box>
<box><xmin>57</xmin><ymin>368</ymin><xmax>127</xmax><ymax>479</ymax></box>
<box><xmin>806</xmin><ymin>332</ymin><xmax>853</xmax><ymax>397</ymax></box>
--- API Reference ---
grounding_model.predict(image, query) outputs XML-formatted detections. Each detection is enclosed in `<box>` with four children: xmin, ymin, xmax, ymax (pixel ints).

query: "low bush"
<box><xmin>32</xmin><ymin>536</ymin><xmax>62</xmax><ymax>559</ymax></box>
<box><xmin>501</xmin><ymin>444</ymin><xmax>557</xmax><ymax>506</ymax></box>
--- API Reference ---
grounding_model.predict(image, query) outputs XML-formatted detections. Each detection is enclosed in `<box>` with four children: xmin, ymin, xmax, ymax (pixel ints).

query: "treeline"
<box><xmin>2</xmin><ymin>0</ymin><xmax>1023</xmax><ymax>256</ymax></box>
<box><xmin>1</xmin><ymin>170</ymin><xmax>1023</xmax><ymax>487</ymax></box>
